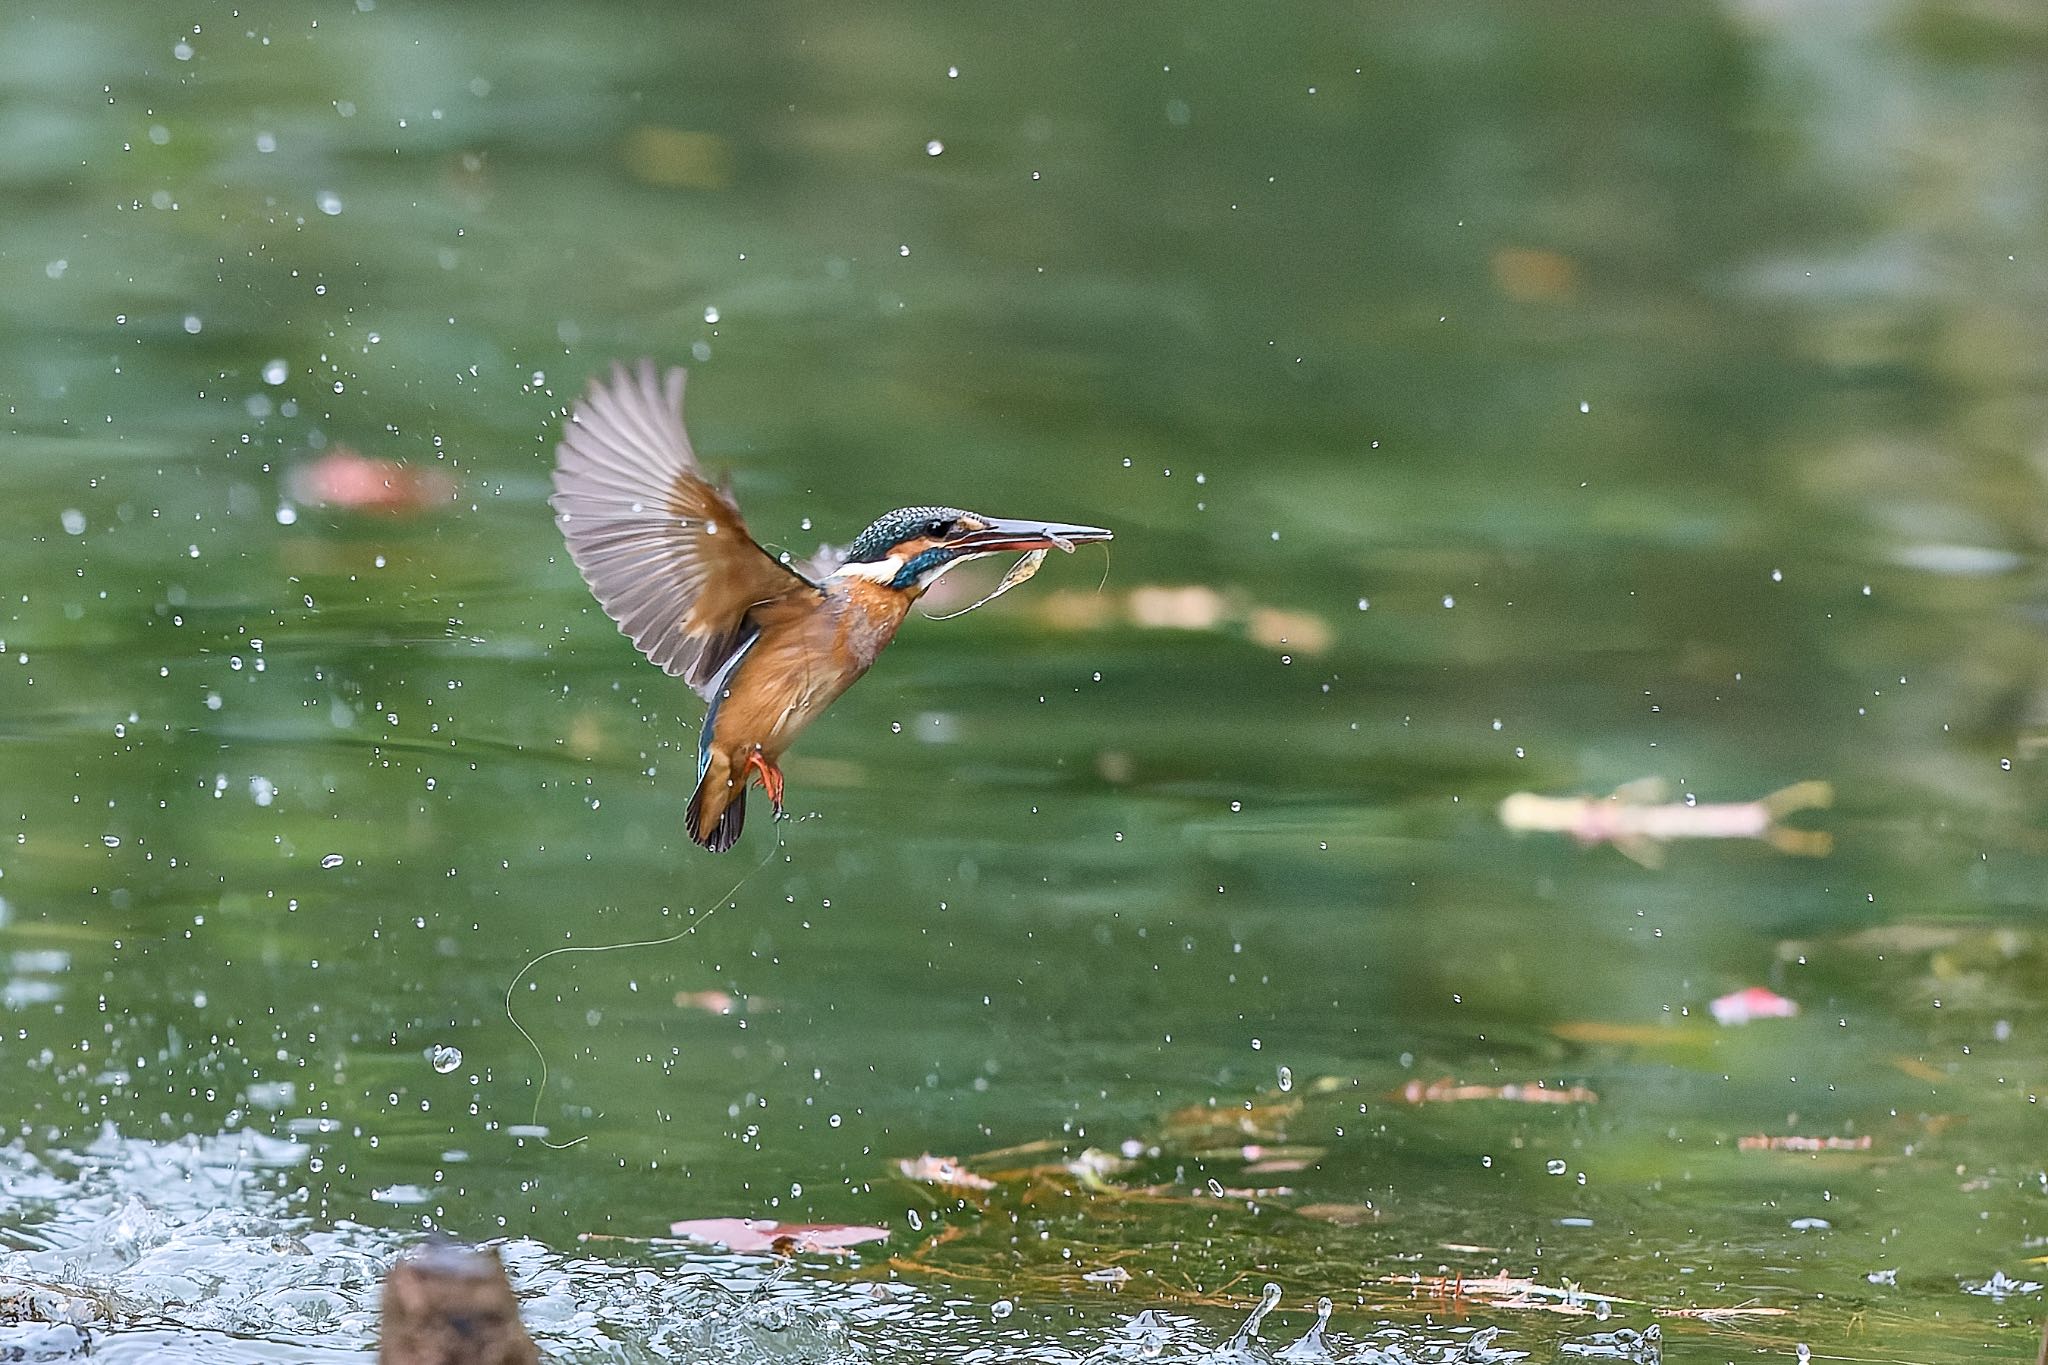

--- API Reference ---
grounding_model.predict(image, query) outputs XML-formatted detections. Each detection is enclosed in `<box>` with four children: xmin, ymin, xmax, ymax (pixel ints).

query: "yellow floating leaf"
<box><xmin>622</xmin><ymin>126</ymin><xmax>733</xmax><ymax>190</ymax></box>
<box><xmin>1552</xmin><ymin>1020</ymin><xmax>1712</xmax><ymax>1048</ymax></box>
<box><xmin>1890</xmin><ymin>1055</ymin><xmax>1949</xmax><ymax>1084</ymax></box>
<box><xmin>1245</xmin><ymin>606</ymin><xmax>1332</xmax><ymax>653</ymax></box>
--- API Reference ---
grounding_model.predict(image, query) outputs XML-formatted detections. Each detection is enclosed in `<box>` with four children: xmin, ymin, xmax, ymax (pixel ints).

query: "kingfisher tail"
<box><xmin>686</xmin><ymin>764</ymin><xmax>747</xmax><ymax>853</ymax></box>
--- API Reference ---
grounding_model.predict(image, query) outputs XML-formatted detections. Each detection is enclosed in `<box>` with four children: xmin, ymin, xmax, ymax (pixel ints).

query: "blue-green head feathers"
<box><xmin>843</xmin><ymin>505</ymin><xmax>974</xmax><ymax>564</ymax></box>
<box><xmin>841</xmin><ymin>505</ymin><xmax>986</xmax><ymax>588</ymax></box>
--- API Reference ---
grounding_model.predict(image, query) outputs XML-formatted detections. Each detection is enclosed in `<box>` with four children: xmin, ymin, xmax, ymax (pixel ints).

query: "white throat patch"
<box><xmin>827</xmin><ymin>556</ymin><xmax>905</xmax><ymax>585</ymax></box>
<box><xmin>827</xmin><ymin>551</ymin><xmax>981</xmax><ymax>592</ymax></box>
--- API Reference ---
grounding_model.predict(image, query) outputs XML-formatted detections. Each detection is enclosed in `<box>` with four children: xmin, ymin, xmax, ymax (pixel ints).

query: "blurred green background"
<box><xmin>3</xmin><ymin>1</ymin><xmax>2047</xmax><ymax>1358</ymax></box>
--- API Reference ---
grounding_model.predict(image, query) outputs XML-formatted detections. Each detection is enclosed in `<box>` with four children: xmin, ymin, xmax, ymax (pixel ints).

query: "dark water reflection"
<box><xmin>3</xmin><ymin>1</ymin><xmax>2046</xmax><ymax>1358</ymax></box>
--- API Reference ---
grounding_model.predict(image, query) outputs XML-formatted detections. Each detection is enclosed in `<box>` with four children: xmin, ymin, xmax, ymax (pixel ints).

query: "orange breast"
<box><xmin>710</xmin><ymin>583</ymin><xmax>910</xmax><ymax>762</ymax></box>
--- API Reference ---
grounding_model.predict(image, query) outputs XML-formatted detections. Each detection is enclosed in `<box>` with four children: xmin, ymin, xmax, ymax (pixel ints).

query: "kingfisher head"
<box><xmin>834</xmin><ymin>505</ymin><xmax>1113</xmax><ymax>594</ymax></box>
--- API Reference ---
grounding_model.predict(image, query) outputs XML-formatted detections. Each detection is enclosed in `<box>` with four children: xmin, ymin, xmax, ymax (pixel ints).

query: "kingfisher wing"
<box><xmin>552</xmin><ymin>360</ymin><xmax>819</xmax><ymax>698</ymax></box>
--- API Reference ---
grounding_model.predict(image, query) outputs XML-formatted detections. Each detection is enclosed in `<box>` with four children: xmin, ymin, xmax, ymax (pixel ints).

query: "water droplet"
<box><xmin>1442</xmin><ymin>594</ymin><xmax>1455</xmax><ymax>608</ymax></box>
<box><xmin>316</xmin><ymin>190</ymin><xmax>344</xmax><ymax>216</ymax></box>
<box><xmin>1276</xmin><ymin>1065</ymin><xmax>1293</xmax><ymax>1092</ymax></box>
<box><xmin>925</xmin><ymin>139</ymin><xmax>944</xmax><ymax>156</ymax></box>
<box><xmin>60</xmin><ymin>509</ymin><xmax>86</xmax><ymax>536</ymax></box>
<box><xmin>320</xmin><ymin>853</ymin><xmax>345</xmax><ymax>869</ymax></box>
<box><xmin>703</xmin><ymin>305</ymin><xmax>720</xmax><ymax>324</ymax></box>
<box><xmin>990</xmin><ymin>1299</ymin><xmax>1013</xmax><ymax>1319</ymax></box>
<box><xmin>427</xmin><ymin>1044</ymin><xmax>462</xmax><ymax>1074</ymax></box>
<box><xmin>1207</xmin><ymin>1178</ymin><xmax>1226</xmax><ymax>1197</ymax></box>
<box><xmin>173</xmin><ymin>41</ymin><xmax>194</xmax><ymax>60</ymax></box>
<box><xmin>898</xmin><ymin>244</ymin><xmax>911</xmax><ymax>256</ymax></box>
<box><xmin>182</xmin><ymin>315</ymin><xmax>202</xmax><ymax>334</ymax></box>
<box><xmin>1546</xmin><ymin>1158</ymin><xmax>1568</xmax><ymax>1175</ymax></box>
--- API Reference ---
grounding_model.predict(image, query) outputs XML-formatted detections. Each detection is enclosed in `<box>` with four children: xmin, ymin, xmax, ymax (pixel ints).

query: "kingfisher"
<box><xmin>550</xmin><ymin>360</ymin><xmax>1113</xmax><ymax>852</ymax></box>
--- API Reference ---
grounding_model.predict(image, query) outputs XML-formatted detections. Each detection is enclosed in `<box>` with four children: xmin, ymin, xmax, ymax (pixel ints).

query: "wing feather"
<box><xmin>551</xmin><ymin>360</ymin><xmax>818</xmax><ymax>697</ymax></box>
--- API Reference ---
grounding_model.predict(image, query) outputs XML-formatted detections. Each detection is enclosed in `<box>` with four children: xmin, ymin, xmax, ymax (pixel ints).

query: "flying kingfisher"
<box><xmin>550</xmin><ymin>360</ymin><xmax>1113</xmax><ymax>852</ymax></box>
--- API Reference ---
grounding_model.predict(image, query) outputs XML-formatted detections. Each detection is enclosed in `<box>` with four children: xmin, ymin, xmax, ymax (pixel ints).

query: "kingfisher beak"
<box><xmin>952</xmin><ymin>516</ymin><xmax>1114</xmax><ymax>556</ymax></box>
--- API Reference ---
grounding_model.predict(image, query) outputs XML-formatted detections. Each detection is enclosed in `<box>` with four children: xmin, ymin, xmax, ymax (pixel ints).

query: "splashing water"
<box><xmin>1276</xmin><ymin>1296</ymin><xmax>1332</xmax><ymax>1362</ymax></box>
<box><xmin>1224</xmin><ymin>1281</ymin><xmax>1283</xmax><ymax>1353</ymax></box>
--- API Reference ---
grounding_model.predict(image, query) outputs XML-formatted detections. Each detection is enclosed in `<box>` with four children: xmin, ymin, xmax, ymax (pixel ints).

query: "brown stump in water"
<box><xmin>378</xmin><ymin>1240</ymin><xmax>538</xmax><ymax>1365</ymax></box>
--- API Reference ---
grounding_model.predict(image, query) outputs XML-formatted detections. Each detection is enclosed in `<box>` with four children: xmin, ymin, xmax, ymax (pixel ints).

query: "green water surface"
<box><xmin>3</xmin><ymin>2</ymin><xmax>2047</xmax><ymax>1359</ymax></box>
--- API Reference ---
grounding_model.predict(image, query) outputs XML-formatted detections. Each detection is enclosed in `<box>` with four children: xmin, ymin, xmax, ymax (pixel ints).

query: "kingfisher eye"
<box><xmin>924</xmin><ymin>517</ymin><xmax>952</xmax><ymax>538</ymax></box>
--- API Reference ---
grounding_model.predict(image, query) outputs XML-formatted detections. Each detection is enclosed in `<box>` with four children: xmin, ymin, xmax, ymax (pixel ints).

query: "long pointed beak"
<box><xmin>954</xmin><ymin>516</ymin><xmax>1114</xmax><ymax>555</ymax></box>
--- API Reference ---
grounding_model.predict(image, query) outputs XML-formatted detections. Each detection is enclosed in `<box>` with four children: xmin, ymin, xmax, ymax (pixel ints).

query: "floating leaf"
<box><xmin>895</xmin><ymin>1154</ymin><xmax>997</xmax><ymax>1191</ymax></box>
<box><xmin>1737</xmin><ymin>1134</ymin><xmax>1873</xmax><ymax>1152</ymax></box>
<box><xmin>673</xmin><ymin>989</ymin><xmax>772</xmax><ymax>1015</ymax></box>
<box><xmin>1491</xmin><ymin>246</ymin><xmax>1581</xmax><ymax>302</ymax></box>
<box><xmin>1293</xmin><ymin>1202</ymin><xmax>1378</xmax><ymax>1227</ymax></box>
<box><xmin>1393</xmin><ymin>1078</ymin><xmax>1598</xmax><ymax>1106</ymax></box>
<box><xmin>667</xmin><ymin>1218</ymin><xmax>887</xmax><ymax>1255</ymax></box>
<box><xmin>1552</xmin><ymin>1019</ymin><xmax>1712</xmax><ymax>1048</ymax></box>
<box><xmin>1709</xmin><ymin>986</ymin><xmax>1799</xmax><ymax>1026</ymax></box>
<box><xmin>1125</xmin><ymin>584</ymin><xmax>1230</xmax><ymax>630</ymax></box>
<box><xmin>1889</xmin><ymin>1055</ymin><xmax>1949</xmax><ymax>1084</ymax></box>
<box><xmin>1244</xmin><ymin>606</ymin><xmax>1332</xmax><ymax>653</ymax></box>
<box><xmin>287</xmin><ymin>446</ymin><xmax>455</xmax><ymax>515</ymax></box>
<box><xmin>621</xmin><ymin>126</ymin><xmax>733</xmax><ymax>189</ymax></box>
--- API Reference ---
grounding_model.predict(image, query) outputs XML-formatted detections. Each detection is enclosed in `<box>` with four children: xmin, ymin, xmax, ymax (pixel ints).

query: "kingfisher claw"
<box><xmin>744</xmin><ymin>750</ymin><xmax>786</xmax><ymax>814</ymax></box>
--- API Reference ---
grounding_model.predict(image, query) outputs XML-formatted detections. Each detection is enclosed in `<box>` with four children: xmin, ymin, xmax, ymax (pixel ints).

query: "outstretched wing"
<box><xmin>551</xmin><ymin>360</ymin><xmax>819</xmax><ymax>698</ymax></box>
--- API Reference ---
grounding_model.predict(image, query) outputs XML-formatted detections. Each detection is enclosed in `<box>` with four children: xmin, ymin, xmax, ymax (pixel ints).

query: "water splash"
<box><xmin>1962</xmin><ymin>1270</ymin><xmax>2042</xmax><ymax>1300</ymax></box>
<box><xmin>1223</xmin><ymin>1281</ymin><xmax>1282</xmax><ymax>1353</ymax></box>
<box><xmin>1561</xmin><ymin>1323</ymin><xmax>1661</xmax><ymax>1362</ymax></box>
<box><xmin>1275</xmin><ymin>1296</ymin><xmax>1332</xmax><ymax>1361</ymax></box>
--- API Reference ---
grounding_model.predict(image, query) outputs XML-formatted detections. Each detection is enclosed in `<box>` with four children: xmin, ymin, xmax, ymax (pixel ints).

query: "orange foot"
<box><xmin>744</xmin><ymin>749</ymin><xmax>786</xmax><ymax>814</ymax></box>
